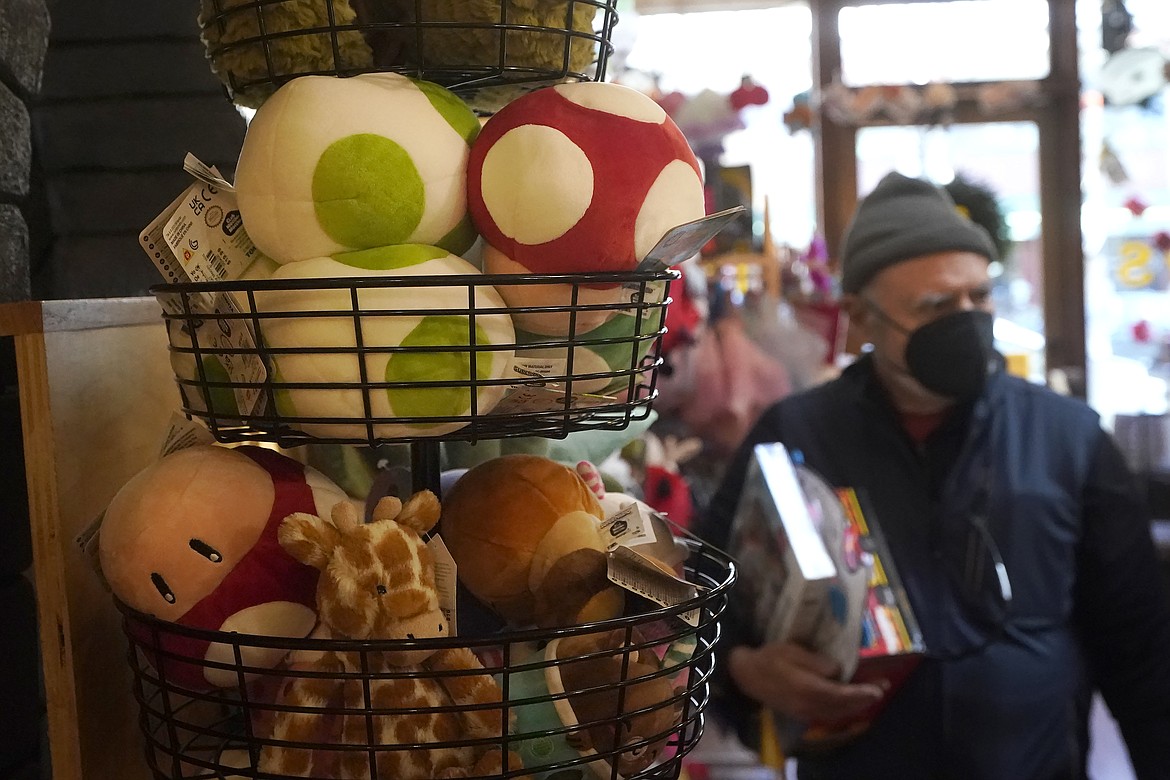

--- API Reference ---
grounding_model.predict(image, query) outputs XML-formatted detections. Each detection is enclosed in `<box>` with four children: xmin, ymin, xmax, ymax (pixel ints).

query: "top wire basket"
<box><xmin>198</xmin><ymin>0</ymin><xmax>620</xmax><ymax>111</ymax></box>
<box><xmin>154</xmin><ymin>268</ymin><xmax>675</xmax><ymax>449</ymax></box>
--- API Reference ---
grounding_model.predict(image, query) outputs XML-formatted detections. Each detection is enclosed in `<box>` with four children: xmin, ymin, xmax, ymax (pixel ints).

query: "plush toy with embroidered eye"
<box><xmin>234</xmin><ymin>72</ymin><xmax>481</xmax><ymax>264</ymax></box>
<box><xmin>98</xmin><ymin>444</ymin><xmax>349</xmax><ymax>690</ymax></box>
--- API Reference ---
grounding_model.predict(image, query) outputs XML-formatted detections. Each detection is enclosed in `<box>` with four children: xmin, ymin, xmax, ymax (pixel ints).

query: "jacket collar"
<box><xmin>838</xmin><ymin>351</ymin><xmax>1008</xmax><ymax>430</ymax></box>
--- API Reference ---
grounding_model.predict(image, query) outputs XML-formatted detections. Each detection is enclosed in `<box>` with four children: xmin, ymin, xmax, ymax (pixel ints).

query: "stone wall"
<box><xmin>0</xmin><ymin>0</ymin><xmax>49</xmax><ymax>302</ymax></box>
<box><xmin>29</xmin><ymin>0</ymin><xmax>247</xmax><ymax>299</ymax></box>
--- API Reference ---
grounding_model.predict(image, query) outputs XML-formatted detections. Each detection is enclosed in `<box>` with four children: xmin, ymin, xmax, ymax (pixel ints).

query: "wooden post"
<box><xmin>1039</xmin><ymin>0</ymin><xmax>1086</xmax><ymax>396</ymax></box>
<box><xmin>5</xmin><ymin>298</ymin><xmax>174</xmax><ymax>780</ymax></box>
<box><xmin>811</xmin><ymin>0</ymin><xmax>857</xmax><ymax>268</ymax></box>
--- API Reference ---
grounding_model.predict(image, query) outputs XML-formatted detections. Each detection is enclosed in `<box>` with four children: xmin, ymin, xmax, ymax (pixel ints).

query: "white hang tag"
<box><xmin>428</xmin><ymin>534</ymin><xmax>459</xmax><ymax>635</ymax></box>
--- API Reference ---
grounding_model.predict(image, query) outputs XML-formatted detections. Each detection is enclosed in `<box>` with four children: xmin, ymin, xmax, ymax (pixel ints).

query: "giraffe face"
<box><xmin>316</xmin><ymin>521</ymin><xmax>448</xmax><ymax>659</ymax></box>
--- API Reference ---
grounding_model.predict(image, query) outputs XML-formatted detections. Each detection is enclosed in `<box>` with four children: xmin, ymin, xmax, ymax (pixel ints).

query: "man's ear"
<box><xmin>840</xmin><ymin>293</ymin><xmax>875</xmax><ymax>349</ymax></box>
<box><xmin>841</xmin><ymin>293</ymin><xmax>867</xmax><ymax>330</ymax></box>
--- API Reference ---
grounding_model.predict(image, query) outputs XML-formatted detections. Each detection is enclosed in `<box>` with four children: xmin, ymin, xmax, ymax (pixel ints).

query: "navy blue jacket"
<box><xmin>700</xmin><ymin>354</ymin><xmax>1170</xmax><ymax>780</ymax></box>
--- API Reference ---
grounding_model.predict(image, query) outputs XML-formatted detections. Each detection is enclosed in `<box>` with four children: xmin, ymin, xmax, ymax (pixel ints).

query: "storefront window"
<box><xmin>621</xmin><ymin>5</ymin><xmax>817</xmax><ymax>247</ymax></box>
<box><xmin>839</xmin><ymin>1</ymin><xmax>1050</xmax><ymax>86</ymax></box>
<box><xmin>627</xmin><ymin>0</ymin><xmax>1170</xmax><ymax>423</ymax></box>
<box><xmin>1081</xmin><ymin>0</ymin><xmax>1170</xmax><ymax>424</ymax></box>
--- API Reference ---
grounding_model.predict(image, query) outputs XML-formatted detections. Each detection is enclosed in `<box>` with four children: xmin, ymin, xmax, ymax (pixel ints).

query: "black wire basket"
<box><xmin>120</xmin><ymin>541</ymin><xmax>734</xmax><ymax>780</ymax></box>
<box><xmin>197</xmin><ymin>0</ymin><xmax>620</xmax><ymax>111</ymax></box>
<box><xmin>153</xmin><ymin>269</ymin><xmax>676</xmax><ymax>449</ymax></box>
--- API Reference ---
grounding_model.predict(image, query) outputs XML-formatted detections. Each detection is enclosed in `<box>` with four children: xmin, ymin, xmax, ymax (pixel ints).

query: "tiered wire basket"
<box><xmin>198</xmin><ymin>0</ymin><xmax>620</xmax><ymax>110</ymax></box>
<box><xmin>123</xmin><ymin>9</ymin><xmax>737</xmax><ymax>778</ymax></box>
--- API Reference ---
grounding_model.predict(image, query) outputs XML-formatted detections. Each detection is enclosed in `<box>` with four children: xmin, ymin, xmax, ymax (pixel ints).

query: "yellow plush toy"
<box><xmin>441</xmin><ymin>454</ymin><xmax>625</xmax><ymax>628</ymax></box>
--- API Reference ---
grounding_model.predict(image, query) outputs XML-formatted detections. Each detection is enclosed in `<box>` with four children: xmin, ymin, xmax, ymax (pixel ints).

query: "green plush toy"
<box><xmin>234</xmin><ymin>73</ymin><xmax>481</xmax><ymax>265</ymax></box>
<box><xmin>253</xmin><ymin>244</ymin><xmax>515</xmax><ymax>440</ymax></box>
<box><xmin>198</xmin><ymin>0</ymin><xmax>373</xmax><ymax>109</ymax></box>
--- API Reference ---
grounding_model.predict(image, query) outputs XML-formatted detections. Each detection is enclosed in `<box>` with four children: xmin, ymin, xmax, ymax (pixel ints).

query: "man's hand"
<box><xmin>728</xmin><ymin>642</ymin><xmax>886</xmax><ymax>723</ymax></box>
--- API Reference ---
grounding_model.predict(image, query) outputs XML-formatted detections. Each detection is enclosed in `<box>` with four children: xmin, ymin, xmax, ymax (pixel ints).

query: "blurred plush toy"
<box><xmin>234</xmin><ymin>72</ymin><xmax>481</xmax><ymax>264</ymax></box>
<box><xmin>259</xmin><ymin>492</ymin><xmax>517</xmax><ymax>779</ymax></box>
<box><xmin>663</xmin><ymin>75</ymin><xmax>769</xmax><ymax>158</ymax></box>
<box><xmin>253</xmin><ymin>244</ymin><xmax>515</xmax><ymax>439</ymax></box>
<box><xmin>198</xmin><ymin>0</ymin><xmax>373</xmax><ymax>108</ymax></box>
<box><xmin>558</xmin><ymin>628</ymin><xmax>685</xmax><ymax>776</ymax></box>
<box><xmin>504</xmin><ymin>628</ymin><xmax>684</xmax><ymax>778</ymax></box>
<box><xmin>783</xmin><ymin>91</ymin><xmax>815</xmax><ymax>134</ymax></box>
<box><xmin>99</xmin><ymin>445</ymin><xmax>349</xmax><ymax>690</ymax></box>
<box><xmin>513</xmin><ymin>278</ymin><xmax>668</xmax><ymax>396</ymax></box>
<box><xmin>441</xmin><ymin>454</ymin><xmax>625</xmax><ymax>628</ymax></box>
<box><xmin>943</xmin><ymin>174</ymin><xmax>1012</xmax><ymax>262</ymax></box>
<box><xmin>468</xmin><ymin>81</ymin><xmax>704</xmax><ymax>335</ymax></box>
<box><xmin>640</xmin><ymin>433</ymin><xmax>702</xmax><ymax>531</ymax></box>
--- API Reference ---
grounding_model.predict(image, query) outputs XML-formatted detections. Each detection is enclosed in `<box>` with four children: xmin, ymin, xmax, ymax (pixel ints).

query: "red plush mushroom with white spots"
<box><xmin>468</xmin><ymin>82</ymin><xmax>705</xmax><ymax>335</ymax></box>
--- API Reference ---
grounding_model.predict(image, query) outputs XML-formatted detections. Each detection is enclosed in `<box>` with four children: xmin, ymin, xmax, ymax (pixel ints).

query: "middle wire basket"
<box><xmin>154</xmin><ymin>268</ymin><xmax>676</xmax><ymax>448</ymax></box>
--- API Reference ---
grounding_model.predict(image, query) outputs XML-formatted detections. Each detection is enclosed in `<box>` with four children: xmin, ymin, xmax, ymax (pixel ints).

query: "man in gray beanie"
<box><xmin>699</xmin><ymin>171</ymin><xmax>1170</xmax><ymax>778</ymax></box>
<box><xmin>839</xmin><ymin>171</ymin><xmax>998</xmax><ymax>294</ymax></box>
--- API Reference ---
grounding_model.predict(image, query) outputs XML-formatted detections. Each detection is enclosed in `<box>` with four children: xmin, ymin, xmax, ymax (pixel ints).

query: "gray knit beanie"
<box><xmin>840</xmin><ymin>172</ymin><xmax>998</xmax><ymax>294</ymax></box>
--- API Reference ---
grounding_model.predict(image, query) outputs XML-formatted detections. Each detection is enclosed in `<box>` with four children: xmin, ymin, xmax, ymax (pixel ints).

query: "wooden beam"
<box><xmin>811</xmin><ymin>0</ymin><xmax>857</xmax><ymax>267</ymax></box>
<box><xmin>1039</xmin><ymin>0</ymin><xmax>1086</xmax><ymax>395</ymax></box>
<box><xmin>9</xmin><ymin>302</ymin><xmax>88</xmax><ymax>780</ymax></box>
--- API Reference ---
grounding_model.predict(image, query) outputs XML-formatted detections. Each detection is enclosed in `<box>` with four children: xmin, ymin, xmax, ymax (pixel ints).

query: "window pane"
<box><xmin>839</xmin><ymin>1</ymin><xmax>1050</xmax><ymax>86</ymax></box>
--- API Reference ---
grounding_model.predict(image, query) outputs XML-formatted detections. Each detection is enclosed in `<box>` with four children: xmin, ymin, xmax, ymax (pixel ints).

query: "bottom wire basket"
<box><xmin>120</xmin><ymin>542</ymin><xmax>734</xmax><ymax>780</ymax></box>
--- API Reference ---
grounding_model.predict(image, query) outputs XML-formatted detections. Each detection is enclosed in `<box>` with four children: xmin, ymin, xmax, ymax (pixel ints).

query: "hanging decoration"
<box><xmin>1101</xmin><ymin>0</ymin><xmax>1135</xmax><ymax>55</ymax></box>
<box><xmin>793</xmin><ymin>77</ymin><xmax>1053</xmax><ymax>131</ymax></box>
<box><xmin>655</xmin><ymin>75</ymin><xmax>770</xmax><ymax>158</ymax></box>
<box><xmin>1097</xmin><ymin>46</ymin><xmax>1167</xmax><ymax>107</ymax></box>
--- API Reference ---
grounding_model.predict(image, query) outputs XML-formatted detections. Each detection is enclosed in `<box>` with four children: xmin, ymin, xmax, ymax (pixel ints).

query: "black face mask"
<box><xmin>903</xmin><ymin>309</ymin><xmax>997</xmax><ymax>401</ymax></box>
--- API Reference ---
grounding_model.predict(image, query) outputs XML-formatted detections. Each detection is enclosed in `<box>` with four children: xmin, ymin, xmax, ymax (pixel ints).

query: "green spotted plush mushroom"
<box><xmin>254</xmin><ymin>244</ymin><xmax>515</xmax><ymax>440</ymax></box>
<box><xmin>234</xmin><ymin>73</ymin><xmax>482</xmax><ymax>265</ymax></box>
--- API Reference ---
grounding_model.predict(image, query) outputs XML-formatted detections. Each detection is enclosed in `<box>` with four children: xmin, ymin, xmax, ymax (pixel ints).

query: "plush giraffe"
<box><xmin>257</xmin><ymin>491</ymin><xmax>519</xmax><ymax>779</ymax></box>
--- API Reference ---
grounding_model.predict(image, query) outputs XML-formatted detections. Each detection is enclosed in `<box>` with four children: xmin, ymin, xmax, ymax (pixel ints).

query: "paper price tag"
<box><xmin>428</xmin><ymin>534</ymin><xmax>458</xmax><ymax>635</ymax></box>
<box><xmin>157</xmin><ymin>290</ymin><xmax>268</xmax><ymax>417</ymax></box>
<box><xmin>495</xmin><ymin>360</ymin><xmax>616</xmax><ymax>414</ymax></box>
<box><xmin>158</xmin><ymin>412</ymin><xmax>215</xmax><ymax>457</ymax></box>
<box><xmin>494</xmin><ymin>384</ymin><xmax>614</xmax><ymax>415</ymax></box>
<box><xmin>143</xmin><ymin>154</ymin><xmax>263</xmax><ymax>286</ymax></box>
<box><xmin>607</xmin><ymin>545</ymin><xmax>701</xmax><ymax>627</ymax></box>
<box><xmin>509</xmin><ymin>356</ymin><xmax>565</xmax><ymax>383</ymax></box>
<box><xmin>601</xmin><ymin>502</ymin><xmax>652</xmax><ymax>548</ymax></box>
<box><xmin>141</xmin><ymin>187</ymin><xmax>194</xmax><ymax>286</ymax></box>
<box><xmin>183</xmin><ymin>152</ymin><xmax>235</xmax><ymax>192</ymax></box>
<box><xmin>163</xmin><ymin>185</ymin><xmax>261</xmax><ymax>284</ymax></box>
<box><xmin>73</xmin><ymin>511</ymin><xmax>111</xmax><ymax>594</ymax></box>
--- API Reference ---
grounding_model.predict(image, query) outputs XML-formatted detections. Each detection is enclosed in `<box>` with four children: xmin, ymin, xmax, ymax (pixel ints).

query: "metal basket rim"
<box><xmin>118</xmin><ymin>543</ymin><xmax>736</xmax><ymax>652</ymax></box>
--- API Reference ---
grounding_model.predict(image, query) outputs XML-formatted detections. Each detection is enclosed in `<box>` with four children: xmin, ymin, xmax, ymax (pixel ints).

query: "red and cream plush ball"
<box><xmin>467</xmin><ymin>82</ymin><xmax>704</xmax><ymax>335</ymax></box>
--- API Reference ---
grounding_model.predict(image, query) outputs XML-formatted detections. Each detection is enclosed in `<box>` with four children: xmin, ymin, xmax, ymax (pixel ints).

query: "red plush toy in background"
<box><xmin>99</xmin><ymin>445</ymin><xmax>349</xmax><ymax>690</ymax></box>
